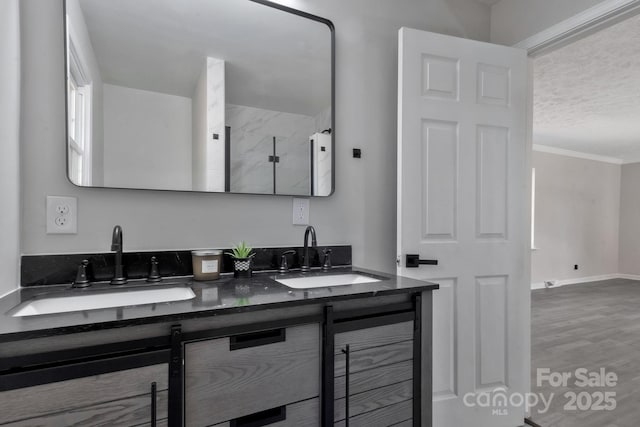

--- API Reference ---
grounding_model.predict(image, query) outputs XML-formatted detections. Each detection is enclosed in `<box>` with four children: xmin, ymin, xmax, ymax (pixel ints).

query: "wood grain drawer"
<box><xmin>333</xmin><ymin>399</ymin><xmax>412</xmax><ymax>427</ymax></box>
<box><xmin>2</xmin><ymin>390</ymin><xmax>168</xmax><ymax>427</ymax></box>
<box><xmin>184</xmin><ymin>323</ymin><xmax>320</xmax><ymax>427</ymax></box>
<box><xmin>334</xmin><ymin>321</ymin><xmax>413</xmax><ymax>354</ymax></box>
<box><xmin>0</xmin><ymin>363</ymin><xmax>167</xmax><ymax>425</ymax></box>
<box><xmin>212</xmin><ymin>398</ymin><xmax>319</xmax><ymax>427</ymax></box>
<box><xmin>138</xmin><ymin>419</ymin><xmax>168</xmax><ymax>427</ymax></box>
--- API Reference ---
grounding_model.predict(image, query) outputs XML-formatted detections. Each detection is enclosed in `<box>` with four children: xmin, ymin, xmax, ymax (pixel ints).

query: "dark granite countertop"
<box><xmin>0</xmin><ymin>267</ymin><xmax>438</xmax><ymax>343</ymax></box>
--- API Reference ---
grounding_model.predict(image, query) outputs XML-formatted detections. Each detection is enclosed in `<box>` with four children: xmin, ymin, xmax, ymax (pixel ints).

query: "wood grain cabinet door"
<box><xmin>184</xmin><ymin>323</ymin><xmax>320</xmax><ymax>427</ymax></box>
<box><xmin>0</xmin><ymin>363</ymin><xmax>168</xmax><ymax>426</ymax></box>
<box><xmin>211</xmin><ymin>398</ymin><xmax>320</xmax><ymax>427</ymax></box>
<box><xmin>333</xmin><ymin>321</ymin><xmax>415</xmax><ymax>427</ymax></box>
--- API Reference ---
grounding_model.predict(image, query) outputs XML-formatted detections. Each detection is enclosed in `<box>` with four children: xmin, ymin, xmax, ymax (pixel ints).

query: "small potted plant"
<box><xmin>225</xmin><ymin>242</ymin><xmax>255</xmax><ymax>278</ymax></box>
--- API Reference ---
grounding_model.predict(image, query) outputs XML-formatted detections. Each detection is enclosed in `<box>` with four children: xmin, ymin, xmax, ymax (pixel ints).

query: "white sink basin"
<box><xmin>12</xmin><ymin>287</ymin><xmax>196</xmax><ymax>317</ymax></box>
<box><xmin>275</xmin><ymin>273</ymin><xmax>380</xmax><ymax>289</ymax></box>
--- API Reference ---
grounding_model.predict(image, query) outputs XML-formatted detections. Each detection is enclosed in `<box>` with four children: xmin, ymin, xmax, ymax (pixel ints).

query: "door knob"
<box><xmin>406</xmin><ymin>254</ymin><xmax>438</xmax><ymax>268</ymax></box>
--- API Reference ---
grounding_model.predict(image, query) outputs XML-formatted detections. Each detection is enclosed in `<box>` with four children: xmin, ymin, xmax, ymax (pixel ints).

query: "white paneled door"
<box><xmin>397</xmin><ymin>28</ymin><xmax>529</xmax><ymax>427</ymax></box>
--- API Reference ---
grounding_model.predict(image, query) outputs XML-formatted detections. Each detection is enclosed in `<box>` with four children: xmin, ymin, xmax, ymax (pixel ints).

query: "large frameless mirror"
<box><xmin>65</xmin><ymin>0</ymin><xmax>334</xmax><ymax>196</ymax></box>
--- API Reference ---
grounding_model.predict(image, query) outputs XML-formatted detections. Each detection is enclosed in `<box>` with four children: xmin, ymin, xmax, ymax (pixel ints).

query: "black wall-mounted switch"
<box><xmin>574</xmin><ymin>264</ymin><xmax>579</xmax><ymax>270</ymax></box>
<box><xmin>212</xmin><ymin>133</ymin><xmax>219</xmax><ymax>140</ymax></box>
<box><xmin>353</xmin><ymin>148</ymin><xmax>361</xmax><ymax>158</ymax></box>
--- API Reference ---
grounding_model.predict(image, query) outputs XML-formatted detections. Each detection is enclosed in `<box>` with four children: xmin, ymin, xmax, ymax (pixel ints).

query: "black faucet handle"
<box><xmin>322</xmin><ymin>249</ymin><xmax>332</xmax><ymax>271</ymax></box>
<box><xmin>279</xmin><ymin>250</ymin><xmax>296</xmax><ymax>273</ymax></box>
<box><xmin>73</xmin><ymin>259</ymin><xmax>91</xmax><ymax>288</ymax></box>
<box><xmin>147</xmin><ymin>256</ymin><xmax>162</xmax><ymax>283</ymax></box>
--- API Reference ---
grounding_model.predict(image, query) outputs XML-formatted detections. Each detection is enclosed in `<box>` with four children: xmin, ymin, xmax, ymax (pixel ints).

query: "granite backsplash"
<box><xmin>21</xmin><ymin>245</ymin><xmax>352</xmax><ymax>287</ymax></box>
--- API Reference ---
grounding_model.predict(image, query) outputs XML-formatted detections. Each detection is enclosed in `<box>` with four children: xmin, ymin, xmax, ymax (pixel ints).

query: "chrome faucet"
<box><xmin>301</xmin><ymin>225</ymin><xmax>317</xmax><ymax>273</ymax></box>
<box><xmin>110</xmin><ymin>225</ymin><xmax>127</xmax><ymax>285</ymax></box>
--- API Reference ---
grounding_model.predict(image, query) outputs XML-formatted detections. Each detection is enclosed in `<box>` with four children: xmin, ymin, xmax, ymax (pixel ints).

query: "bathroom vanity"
<box><xmin>10</xmin><ymin>0</ymin><xmax>414</xmax><ymax>420</ymax></box>
<box><xmin>0</xmin><ymin>268</ymin><xmax>437</xmax><ymax>427</ymax></box>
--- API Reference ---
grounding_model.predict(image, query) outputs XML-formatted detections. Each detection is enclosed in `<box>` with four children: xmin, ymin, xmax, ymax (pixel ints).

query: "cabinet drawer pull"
<box><xmin>150</xmin><ymin>382</ymin><xmax>157</xmax><ymax>427</ymax></box>
<box><xmin>229</xmin><ymin>328</ymin><xmax>286</xmax><ymax>351</ymax></box>
<box><xmin>230</xmin><ymin>405</ymin><xmax>287</xmax><ymax>427</ymax></box>
<box><xmin>342</xmin><ymin>345</ymin><xmax>350</xmax><ymax>427</ymax></box>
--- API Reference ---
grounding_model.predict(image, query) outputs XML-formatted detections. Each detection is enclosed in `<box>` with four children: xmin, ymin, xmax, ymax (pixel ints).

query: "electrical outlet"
<box><xmin>292</xmin><ymin>198</ymin><xmax>310</xmax><ymax>225</ymax></box>
<box><xmin>46</xmin><ymin>196</ymin><xmax>77</xmax><ymax>234</ymax></box>
<box><xmin>56</xmin><ymin>204</ymin><xmax>70</xmax><ymax>215</ymax></box>
<box><xmin>54</xmin><ymin>216</ymin><xmax>68</xmax><ymax>227</ymax></box>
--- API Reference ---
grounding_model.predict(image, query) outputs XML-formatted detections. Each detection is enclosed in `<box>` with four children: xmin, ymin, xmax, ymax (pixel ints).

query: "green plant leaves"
<box><xmin>225</xmin><ymin>241</ymin><xmax>254</xmax><ymax>259</ymax></box>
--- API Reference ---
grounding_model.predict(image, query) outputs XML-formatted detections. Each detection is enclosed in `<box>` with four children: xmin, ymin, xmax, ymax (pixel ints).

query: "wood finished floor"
<box><xmin>530</xmin><ymin>279</ymin><xmax>640</xmax><ymax>427</ymax></box>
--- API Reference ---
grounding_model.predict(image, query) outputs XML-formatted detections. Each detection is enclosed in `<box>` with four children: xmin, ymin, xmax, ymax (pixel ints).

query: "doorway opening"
<box><xmin>529</xmin><ymin>11</ymin><xmax>640</xmax><ymax>427</ymax></box>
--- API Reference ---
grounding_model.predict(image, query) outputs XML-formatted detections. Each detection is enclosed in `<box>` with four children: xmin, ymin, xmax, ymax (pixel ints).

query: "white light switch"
<box><xmin>292</xmin><ymin>198</ymin><xmax>310</xmax><ymax>225</ymax></box>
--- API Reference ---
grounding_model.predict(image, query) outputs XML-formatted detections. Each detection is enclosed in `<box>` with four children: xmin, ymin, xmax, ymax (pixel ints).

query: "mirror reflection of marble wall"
<box><xmin>65</xmin><ymin>0</ymin><xmax>333</xmax><ymax>196</ymax></box>
<box><xmin>227</xmin><ymin>104</ymin><xmax>331</xmax><ymax>195</ymax></box>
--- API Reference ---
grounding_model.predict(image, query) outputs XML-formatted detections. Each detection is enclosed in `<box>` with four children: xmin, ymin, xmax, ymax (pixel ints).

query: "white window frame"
<box><xmin>67</xmin><ymin>25</ymin><xmax>93</xmax><ymax>186</ymax></box>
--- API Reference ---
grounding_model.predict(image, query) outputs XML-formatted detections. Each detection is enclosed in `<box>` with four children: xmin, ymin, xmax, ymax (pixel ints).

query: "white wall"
<box><xmin>205</xmin><ymin>57</ymin><xmax>226</xmax><ymax>192</ymax></box>
<box><xmin>19</xmin><ymin>0</ymin><xmax>490</xmax><ymax>280</ymax></box>
<box><xmin>618</xmin><ymin>162</ymin><xmax>640</xmax><ymax>275</ymax></box>
<box><xmin>192</xmin><ymin>63</ymin><xmax>207</xmax><ymax>192</ymax></box>
<box><xmin>491</xmin><ymin>0</ymin><xmax>605</xmax><ymax>46</ymax></box>
<box><xmin>0</xmin><ymin>0</ymin><xmax>21</xmax><ymax>295</ymax></box>
<box><xmin>532</xmin><ymin>151</ymin><xmax>621</xmax><ymax>284</ymax></box>
<box><xmin>103</xmin><ymin>84</ymin><xmax>192</xmax><ymax>191</ymax></box>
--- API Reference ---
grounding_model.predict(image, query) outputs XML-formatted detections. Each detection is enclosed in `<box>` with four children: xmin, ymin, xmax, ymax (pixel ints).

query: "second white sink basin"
<box><xmin>275</xmin><ymin>273</ymin><xmax>380</xmax><ymax>289</ymax></box>
<box><xmin>12</xmin><ymin>287</ymin><xmax>196</xmax><ymax>317</ymax></box>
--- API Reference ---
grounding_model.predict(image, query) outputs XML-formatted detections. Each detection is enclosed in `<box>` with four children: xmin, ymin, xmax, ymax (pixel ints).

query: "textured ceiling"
<box><xmin>534</xmin><ymin>13</ymin><xmax>640</xmax><ymax>163</ymax></box>
<box><xmin>474</xmin><ymin>0</ymin><xmax>501</xmax><ymax>5</ymax></box>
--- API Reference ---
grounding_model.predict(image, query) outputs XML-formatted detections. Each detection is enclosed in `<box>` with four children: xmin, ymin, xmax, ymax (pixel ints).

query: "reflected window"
<box><xmin>67</xmin><ymin>32</ymin><xmax>93</xmax><ymax>185</ymax></box>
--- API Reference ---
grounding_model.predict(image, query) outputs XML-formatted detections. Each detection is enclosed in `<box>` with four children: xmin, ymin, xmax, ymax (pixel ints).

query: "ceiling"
<box><xmin>533</xmin><ymin>12</ymin><xmax>640</xmax><ymax>163</ymax></box>
<box><xmin>474</xmin><ymin>0</ymin><xmax>502</xmax><ymax>5</ymax></box>
<box><xmin>77</xmin><ymin>0</ymin><xmax>331</xmax><ymax>116</ymax></box>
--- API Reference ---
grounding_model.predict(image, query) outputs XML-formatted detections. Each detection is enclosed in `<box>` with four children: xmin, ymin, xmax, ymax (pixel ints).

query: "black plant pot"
<box><xmin>233</xmin><ymin>258</ymin><xmax>252</xmax><ymax>278</ymax></box>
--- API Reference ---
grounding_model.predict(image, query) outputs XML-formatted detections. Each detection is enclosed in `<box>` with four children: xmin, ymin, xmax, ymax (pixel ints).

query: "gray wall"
<box><xmin>532</xmin><ymin>151</ymin><xmax>621</xmax><ymax>284</ymax></box>
<box><xmin>18</xmin><ymin>0</ymin><xmax>490</xmax><ymax>285</ymax></box>
<box><xmin>619</xmin><ymin>162</ymin><xmax>640</xmax><ymax>275</ymax></box>
<box><xmin>0</xmin><ymin>0</ymin><xmax>20</xmax><ymax>296</ymax></box>
<box><xmin>491</xmin><ymin>0</ymin><xmax>605</xmax><ymax>46</ymax></box>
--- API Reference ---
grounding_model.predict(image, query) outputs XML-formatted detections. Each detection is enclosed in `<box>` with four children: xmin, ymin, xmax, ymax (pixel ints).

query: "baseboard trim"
<box><xmin>616</xmin><ymin>274</ymin><xmax>640</xmax><ymax>281</ymax></box>
<box><xmin>531</xmin><ymin>274</ymin><xmax>633</xmax><ymax>289</ymax></box>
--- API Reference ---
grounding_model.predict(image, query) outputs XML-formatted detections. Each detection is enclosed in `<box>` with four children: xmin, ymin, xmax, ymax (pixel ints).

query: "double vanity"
<box><xmin>0</xmin><ymin>247</ymin><xmax>437</xmax><ymax>427</ymax></box>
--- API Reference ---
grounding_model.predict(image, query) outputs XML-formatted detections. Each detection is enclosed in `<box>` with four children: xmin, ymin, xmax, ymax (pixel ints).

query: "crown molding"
<box><xmin>515</xmin><ymin>0</ymin><xmax>640</xmax><ymax>55</ymax></box>
<box><xmin>533</xmin><ymin>144</ymin><xmax>623</xmax><ymax>164</ymax></box>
